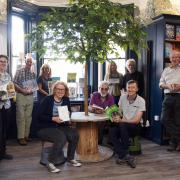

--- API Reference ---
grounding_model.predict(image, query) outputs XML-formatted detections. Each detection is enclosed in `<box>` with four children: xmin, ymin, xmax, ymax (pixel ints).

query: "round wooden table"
<box><xmin>71</xmin><ymin>112</ymin><xmax>113</xmax><ymax>162</ymax></box>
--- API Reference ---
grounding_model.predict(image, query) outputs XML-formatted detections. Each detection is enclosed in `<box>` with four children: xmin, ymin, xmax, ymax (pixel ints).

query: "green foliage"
<box><xmin>28</xmin><ymin>0</ymin><xmax>146</xmax><ymax>62</ymax></box>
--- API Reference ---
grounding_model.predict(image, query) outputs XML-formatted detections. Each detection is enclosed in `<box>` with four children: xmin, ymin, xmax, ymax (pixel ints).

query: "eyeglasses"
<box><xmin>100</xmin><ymin>88</ymin><xmax>108</xmax><ymax>91</ymax></box>
<box><xmin>0</xmin><ymin>60</ymin><xmax>7</xmax><ymax>63</ymax></box>
<box><xmin>56</xmin><ymin>88</ymin><xmax>65</xmax><ymax>92</ymax></box>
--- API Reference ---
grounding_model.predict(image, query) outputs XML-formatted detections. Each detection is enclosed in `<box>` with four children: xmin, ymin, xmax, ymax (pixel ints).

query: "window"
<box><xmin>11</xmin><ymin>15</ymin><xmax>25</xmax><ymax>77</ymax></box>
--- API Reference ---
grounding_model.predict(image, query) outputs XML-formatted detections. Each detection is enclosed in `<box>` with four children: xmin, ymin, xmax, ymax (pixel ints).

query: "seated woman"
<box><xmin>37</xmin><ymin>64</ymin><xmax>52</xmax><ymax>102</ymax></box>
<box><xmin>37</xmin><ymin>81</ymin><xmax>81</xmax><ymax>173</ymax></box>
<box><xmin>89</xmin><ymin>81</ymin><xmax>114</xmax><ymax>144</ymax></box>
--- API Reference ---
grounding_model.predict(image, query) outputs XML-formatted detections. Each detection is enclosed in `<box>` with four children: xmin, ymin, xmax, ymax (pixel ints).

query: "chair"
<box><xmin>128</xmin><ymin>136</ymin><xmax>141</xmax><ymax>155</ymax></box>
<box><xmin>40</xmin><ymin>141</ymin><xmax>66</xmax><ymax>166</ymax></box>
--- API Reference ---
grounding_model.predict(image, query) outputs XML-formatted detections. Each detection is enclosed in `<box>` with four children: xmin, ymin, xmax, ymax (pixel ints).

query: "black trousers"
<box><xmin>38</xmin><ymin>126</ymin><xmax>79</xmax><ymax>164</ymax></box>
<box><xmin>0</xmin><ymin>107</ymin><xmax>11</xmax><ymax>157</ymax></box>
<box><xmin>161</xmin><ymin>94</ymin><xmax>180</xmax><ymax>142</ymax></box>
<box><xmin>109</xmin><ymin>123</ymin><xmax>141</xmax><ymax>158</ymax></box>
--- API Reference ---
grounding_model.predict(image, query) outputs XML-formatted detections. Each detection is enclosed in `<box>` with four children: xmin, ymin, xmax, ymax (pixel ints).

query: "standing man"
<box><xmin>123</xmin><ymin>59</ymin><xmax>144</xmax><ymax>97</ymax></box>
<box><xmin>159</xmin><ymin>50</ymin><xmax>180</xmax><ymax>151</ymax></box>
<box><xmin>109</xmin><ymin>80</ymin><xmax>145</xmax><ymax>168</ymax></box>
<box><xmin>14</xmin><ymin>56</ymin><xmax>36</xmax><ymax>145</ymax></box>
<box><xmin>0</xmin><ymin>55</ymin><xmax>13</xmax><ymax>160</ymax></box>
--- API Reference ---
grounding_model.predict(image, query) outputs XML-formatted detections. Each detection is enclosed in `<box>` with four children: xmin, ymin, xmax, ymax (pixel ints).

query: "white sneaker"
<box><xmin>68</xmin><ymin>159</ymin><xmax>82</xmax><ymax>167</ymax></box>
<box><xmin>47</xmin><ymin>163</ymin><xmax>61</xmax><ymax>173</ymax></box>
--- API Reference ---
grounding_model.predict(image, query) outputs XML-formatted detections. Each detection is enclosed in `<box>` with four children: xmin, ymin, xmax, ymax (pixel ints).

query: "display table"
<box><xmin>71</xmin><ymin>112</ymin><xmax>113</xmax><ymax>162</ymax></box>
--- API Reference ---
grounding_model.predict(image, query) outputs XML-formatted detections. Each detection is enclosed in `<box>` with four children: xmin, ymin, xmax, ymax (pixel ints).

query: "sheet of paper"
<box><xmin>109</xmin><ymin>78</ymin><xmax>119</xmax><ymax>84</ymax></box>
<box><xmin>58</xmin><ymin>106</ymin><xmax>70</xmax><ymax>121</ymax></box>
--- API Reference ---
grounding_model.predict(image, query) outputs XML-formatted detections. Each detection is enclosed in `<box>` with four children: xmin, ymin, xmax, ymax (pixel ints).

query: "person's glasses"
<box><xmin>0</xmin><ymin>60</ymin><xmax>7</xmax><ymax>63</ymax></box>
<box><xmin>56</xmin><ymin>88</ymin><xmax>65</xmax><ymax>92</ymax></box>
<box><xmin>101</xmin><ymin>88</ymin><xmax>108</xmax><ymax>91</ymax></box>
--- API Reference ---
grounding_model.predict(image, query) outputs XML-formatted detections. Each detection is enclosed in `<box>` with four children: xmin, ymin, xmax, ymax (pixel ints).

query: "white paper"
<box><xmin>109</xmin><ymin>78</ymin><xmax>119</xmax><ymax>84</ymax></box>
<box><xmin>58</xmin><ymin>106</ymin><xmax>70</xmax><ymax>121</ymax></box>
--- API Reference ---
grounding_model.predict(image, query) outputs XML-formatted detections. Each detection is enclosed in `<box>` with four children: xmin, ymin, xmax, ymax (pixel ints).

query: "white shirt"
<box><xmin>118</xmin><ymin>94</ymin><xmax>146</xmax><ymax>121</ymax></box>
<box><xmin>159</xmin><ymin>65</ymin><xmax>180</xmax><ymax>94</ymax></box>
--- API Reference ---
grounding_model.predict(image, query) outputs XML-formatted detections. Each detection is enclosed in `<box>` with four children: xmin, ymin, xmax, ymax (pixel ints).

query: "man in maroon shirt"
<box><xmin>89</xmin><ymin>81</ymin><xmax>115</xmax><ymax>144</ymax></box>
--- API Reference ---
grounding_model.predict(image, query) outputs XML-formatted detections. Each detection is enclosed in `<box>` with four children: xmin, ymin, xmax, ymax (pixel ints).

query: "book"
<box><xmin>105</xmin><ymin>104</ymin><xmax>122</xmax><ymax>121</ymax></box>
<box><xmin>0</xmin><ymin>81</ymin><xmax>16</xmax><ymax>100</ymax></box>
<box><xmin>58</xmin><ymin>106</ymin><xmax>70</xmax><ymax>122</ymax></box>
<box><xmin>67</xmin><ymin>73</ymin><xmax>76</xmax><ymax>83</ymax></box>
<box><xmin>22</xmin><ymin>79</ymin><xmax>38</xmax><ymax>92</ymax></box>
<box><xmin>92</xmin><ymin>104</ymin><xmax>104</xmax><ymax>110</ymax></box>
<box><xmin>176</xmin><ymin>25</ymin><xmax>180</xmax><ymax>40</ymax></box>
<box><xmin>165</xmin><ymin>24</ymin><xmax>175</xmax><ymax>40</ymax></box>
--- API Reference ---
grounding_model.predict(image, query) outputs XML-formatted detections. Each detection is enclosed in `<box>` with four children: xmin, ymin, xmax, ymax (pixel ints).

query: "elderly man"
<box><xmin>109</xmin><ymin>80</ymin><xmax>145</xmax><ymax>168</ymax></box>
<box><xmin>159</xmin><ymin>50</ymin><xmax>180</xmax><ymax>151</ymax></box>
<box><xmin>123</xmin><ymin>59</ymin><xmax>144</xmax><ymax>97</ymax></box>
<box><xmin>14</xmin><ymin>56</ymin><xmax>36</xmax><ymax>145</ymax></box>
<box><xmin>89</xmin><ymin>81</ymin><xmax>114</xmax><ymax>144</ymax></box>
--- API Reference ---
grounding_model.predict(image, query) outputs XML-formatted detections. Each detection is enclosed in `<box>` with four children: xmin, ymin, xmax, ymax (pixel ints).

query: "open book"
<box><xmin>92</xmin><ymin>104</ymin><xmax>104</xmax><ymax>110</ymax></box>
<box><xmin>58</xmin><ymin>106</ymin><xmax>70</xmax><ymax>122</ymax></box>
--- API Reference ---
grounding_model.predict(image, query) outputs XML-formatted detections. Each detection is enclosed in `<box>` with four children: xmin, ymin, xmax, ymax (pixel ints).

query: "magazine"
<box><xmin>58</xmin><ymin>106</ymin><xmax>70</xmax><ymax>122</ymax></box>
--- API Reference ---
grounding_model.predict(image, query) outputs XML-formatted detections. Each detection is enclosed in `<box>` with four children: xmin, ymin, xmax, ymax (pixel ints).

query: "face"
<box><xmin>25</xmin><ymin>58</ymin><xmax>33</xmax><ymax>70</ymax></box>
<box><xmin>110</xmin><ymin>63</ymin><xmax>117</xmax><ymax>72</ymax></box>
<box><xmin>127</xmin><ymin>62</ymin><xmax>135</xmax><ymax>73</ymax></box>
<box><xmin>54</xmin><ymin>84</ymin><xmax>66</xmax><ymax>99</ymax></box>
<box><xmin>0</xmin><ymin>57</ymin><xmax>8</xmax><ymax>72</ymax></box>
<box><xmin>99</xmin><ymin>84</ymin><xmax>109</xmax><ymax>97</ymax></box>
<box><xmin>44</xmin><ymin>67</ymin><xmax>50</xmax><ymax>75</ymax></box>
<box><xmin>127</xmin><ymin>83</ymin><xmax>138</xmax><ymax>96</ymax></box>
<box><xmin>170</xmin><ymin>54</ymin><xmax>180</xmax><ymax>67</ymax></box>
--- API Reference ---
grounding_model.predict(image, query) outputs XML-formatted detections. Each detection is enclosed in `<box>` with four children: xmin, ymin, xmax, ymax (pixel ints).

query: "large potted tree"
<box><xmin>28</xmin><ymin>0</ymin><xmax>146</xmax><ymax>162</ymax></box>
<box><xmin>28</xmin><ymin>0</ymin><xmax>146</xmax><ymax>116</ymax></box>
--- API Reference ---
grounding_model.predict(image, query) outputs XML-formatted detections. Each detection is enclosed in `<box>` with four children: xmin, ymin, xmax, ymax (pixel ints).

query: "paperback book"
<box><xmin>105</xmin><ymin>104</ymin><xmax>122</xmax><ymax>121</ymax></box>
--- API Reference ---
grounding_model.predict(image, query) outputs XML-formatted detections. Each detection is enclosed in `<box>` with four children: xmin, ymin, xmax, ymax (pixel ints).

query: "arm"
<box><xmin>121</xmin><ymin>111</ymin><xmax>143</xmax><ymax>124</ymax></box>
<box><xmin>38</xmin><ymin>83</ymin><xmax>48</xmax><ymax>96</ymax></box>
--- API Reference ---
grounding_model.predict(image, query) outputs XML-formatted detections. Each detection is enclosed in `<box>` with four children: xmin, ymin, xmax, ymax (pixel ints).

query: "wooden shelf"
<box><xmin>165</xmin><ymin>39</ymin><xmax>180</xmax><ymax>43</ymax></box>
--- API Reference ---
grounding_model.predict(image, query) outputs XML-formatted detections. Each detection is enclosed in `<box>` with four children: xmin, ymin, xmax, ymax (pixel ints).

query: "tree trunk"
<box><xmin>84</xmin><ymin>62</ymin><xmax>88</xmax><ymax>116</ymax></box>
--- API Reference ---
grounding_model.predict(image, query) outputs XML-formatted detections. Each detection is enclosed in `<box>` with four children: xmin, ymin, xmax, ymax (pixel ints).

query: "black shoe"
<box><xmin>1</xmin><ymin>154</ymin><xmax>13</xmax><ymax>160</ymax></box>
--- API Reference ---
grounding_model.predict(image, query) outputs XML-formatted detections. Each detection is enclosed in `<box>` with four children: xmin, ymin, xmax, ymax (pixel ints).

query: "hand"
<box><xmin>111</xmin><ymin>115</ymin><xmax>121</xmax><ymax>123</ymax></box>
<box><xmin>94</xmin><ymin>109</ymin><xmax>104</xmax><ymax>114</ymax></box>
<box><xmin>52</xmin><ymin>117</ymin><xmax>63</xmax><ymax>124</ymax></box>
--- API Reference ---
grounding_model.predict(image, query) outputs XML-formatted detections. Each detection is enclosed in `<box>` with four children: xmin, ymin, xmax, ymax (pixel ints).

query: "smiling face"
<box><xmin>126</xmin><ymin>82</ymin><xmax>138</xmax><ymax>96</ymax></box>
<box><xmin>126</xmin><ymin>61</ymin><xmax>136</xmax><ymax>73</ymax></box>
<box><xmin>170</xmin><ymin>52</ymin><xmax>180</xmax><ymax>67</ymax></box>
<box><xmin>110</xmin><ymin>63</ymin><xmax>117</xmax><ymax>73</ymax></box>
<box><xmin>0</xmin><ymin>56</ymin><xmax>8</xmax><ymax>72</ymax></box>
<box><xmin>54</xmin><ymin>84</ymin><xmax>66</xmax><ymax>99</ymax></box>
<box><xmin>25</xmin><ymin>57</ymin><xmax>33</xmax><ymax>70</ymax></box>
<box><xmin>99</xmin><ymin>83</ymin><xmax>109</xmax><ymax>97</ymax></box>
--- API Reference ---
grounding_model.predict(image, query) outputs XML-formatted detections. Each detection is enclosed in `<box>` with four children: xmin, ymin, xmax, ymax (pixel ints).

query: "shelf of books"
<box><xmin>164</xmin><ymin>23</ymin><xmax>180</xmax><ymax>67</ymax></box>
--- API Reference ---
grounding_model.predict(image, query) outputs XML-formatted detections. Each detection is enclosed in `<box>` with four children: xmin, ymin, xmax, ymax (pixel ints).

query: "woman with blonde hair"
<box><xmin>37</xmin><ymin>64</ymin><xmax>52</xmax><ymax>102</ymax></box>
<box><xmin>104</xmin><ymin>61</ymin><xmax>123</xmax><ymax>105</ymax></box>
<box><xmin>37</xmin><ymin>81</ymin><xmax>81</xmax><ymax>173</ymax></box>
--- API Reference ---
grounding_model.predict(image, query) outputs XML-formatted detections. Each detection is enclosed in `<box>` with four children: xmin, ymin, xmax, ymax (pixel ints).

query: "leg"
<box><xmin>60</xmin><ymin>127</ymin><xmax>79</xmax><ymax>160</ymax></box>
<box><xmin>16</xmin><ymin>93</ymin><xmax>26</xmax><ymax>139</ymax></box>
<box><xmin>0</xmin><ymin>108</ymin><xmax>5</xmax><ymax>158</ymax></box>
<box><xmin>38</xmin><ymin>128</ymin><xmax>67</xmax><ymax>164</ymax></box>
<box><xmin>24</xmin><ymin>95</ymin><xmax>33</xmax><ymax>139</ymax></box>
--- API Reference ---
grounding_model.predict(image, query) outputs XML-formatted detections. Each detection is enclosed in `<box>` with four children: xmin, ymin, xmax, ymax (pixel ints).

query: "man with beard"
<box><xmin>89</xmin><ymin>81</ymin><xmax>114</xmax><ymax>144</ymax></box>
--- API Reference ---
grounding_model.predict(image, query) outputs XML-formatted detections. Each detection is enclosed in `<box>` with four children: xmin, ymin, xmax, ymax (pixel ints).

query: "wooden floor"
<box><xmin>0</xmin><ymin>139</ymin><xmax>180</xmax><ymax>180</ymax></box>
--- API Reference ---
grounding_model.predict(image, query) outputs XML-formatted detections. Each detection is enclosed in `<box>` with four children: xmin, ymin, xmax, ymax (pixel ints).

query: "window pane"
<box><xmin>11</xmin><ymin>15</ymin><xmax>25</xmax><ymax>77</ymax></box>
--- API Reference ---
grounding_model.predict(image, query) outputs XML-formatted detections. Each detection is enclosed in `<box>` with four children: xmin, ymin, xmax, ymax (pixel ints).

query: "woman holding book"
<box><xmin>104</xmin><ymin>61</ymin><xmax>123</xmax><ymax>105</ymax></box>
<box><xmin>0</xmin><ymin>55</ymin><xmax>13</xmax><ymax>160</ymax></box>
<box><xmin>37</xmin><ymin>64</ymin><xmax>52</xmax><ymax>102</ymax></box>
<box><xmin>37</xmin><ymin>81</ymin><xmax>81</xmax><ymax>173</ymax></box>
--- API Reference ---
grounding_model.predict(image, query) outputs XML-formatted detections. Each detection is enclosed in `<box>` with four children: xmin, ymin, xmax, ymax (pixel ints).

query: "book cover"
<box><xmin>105</xmin><ymin>104</ymin><xmax>122</xmax><ymax>121</ymax></box>
<box><xmin>165</xmin><ymin>42</ymin><xmax>173</xmax><ymax>58</ymax></box>
<box><xmin>176</xmin><ymin>25</ymin><xmax>180</xmax><ymax>40</ymax></box>
<box><xmin>165</xmin><ymin>24</ymin><xmax>175</xmax><ymax>40</ymax></box>
<box><xmin>58</xmin><ymin>106</ymin><xmax>70</xmax><ymax>122</ymax></box>
<box><xmin>67</xmin><ymin>73</ymin><xmax>76</xmax><ymax>83</ymax></box>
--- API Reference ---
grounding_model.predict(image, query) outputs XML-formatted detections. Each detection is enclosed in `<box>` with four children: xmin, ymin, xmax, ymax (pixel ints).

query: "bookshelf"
<box><xmin>144</xmin><ymin>14</ymin><xmax>180</xmax><ymax>144</ymax></box>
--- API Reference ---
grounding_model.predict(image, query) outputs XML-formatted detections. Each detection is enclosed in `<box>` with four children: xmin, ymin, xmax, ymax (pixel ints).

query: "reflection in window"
<box><xmin>11</xmin><ymin>15</ymin><xmax>24</xmax><ymax>77</ymax></box>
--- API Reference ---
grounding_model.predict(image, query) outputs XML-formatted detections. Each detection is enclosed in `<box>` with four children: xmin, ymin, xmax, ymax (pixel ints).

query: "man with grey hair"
<box><xmin>89</xmin><ymin>81</ymin><xmax>114</xmax><ymax>144</ymax></box>
<box><xmin>123</xmin><ymin>59</ymin><xmax>144</xmax><ymax>97</ymax></box>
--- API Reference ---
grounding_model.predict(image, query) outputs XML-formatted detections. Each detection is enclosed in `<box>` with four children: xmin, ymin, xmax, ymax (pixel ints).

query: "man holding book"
<box><xmin>109</xmin><ymin>80</ymin><xmax>145</xmax><ymax>168</ymax></box>
<box><xmin>89</xmin><ymin>81</ymin><xmax>114</xmax><ymax>144</ymax></box>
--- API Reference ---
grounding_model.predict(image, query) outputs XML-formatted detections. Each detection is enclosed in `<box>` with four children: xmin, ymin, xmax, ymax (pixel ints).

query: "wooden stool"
<box><xmin>129</xmin><ymin>136</ymin><xmax>141</xmax><ymax>155</ymax></box>
<box><xmin>40</xmin><ymin>141</ymin><xmax>66</xmax><ymax>166</ymax></box>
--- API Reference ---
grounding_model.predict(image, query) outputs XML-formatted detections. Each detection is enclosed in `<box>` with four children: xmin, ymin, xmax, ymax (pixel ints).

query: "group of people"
<box><xmin>0</xmin><ymin>51</ymin><xmax>180</xmax><ymax>173</ymax></box>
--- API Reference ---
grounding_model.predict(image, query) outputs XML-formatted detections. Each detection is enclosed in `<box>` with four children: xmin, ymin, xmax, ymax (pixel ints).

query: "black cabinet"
<box><xmin>145</xmin><ymin>14</ymin><xmax>180</xmax><ymax>144</ymax></box>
